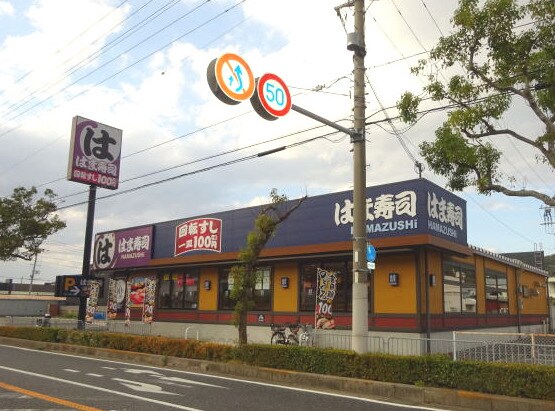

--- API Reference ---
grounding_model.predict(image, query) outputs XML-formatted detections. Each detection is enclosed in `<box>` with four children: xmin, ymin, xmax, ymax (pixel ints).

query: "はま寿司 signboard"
<box><xmin>93</xmin><ymin>226</ymin><xmax>153</xmax><ymax>270</ymax></box>
<box><xmin>67</xmin><ymin>116</ymin><xmax>123</xmax><ymax>190</ymax></box>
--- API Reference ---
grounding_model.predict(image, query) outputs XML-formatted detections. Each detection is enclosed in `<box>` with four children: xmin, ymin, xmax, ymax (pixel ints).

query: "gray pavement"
<box><xmin>0</xmin><ymin>336</ymin><xmax>553</xmax><ymax>411</ymax></box>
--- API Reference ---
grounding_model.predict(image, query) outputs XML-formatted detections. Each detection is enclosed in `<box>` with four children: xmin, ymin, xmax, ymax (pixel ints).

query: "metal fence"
<box><xmin>309</xmin><ymin>330</ymin><xmax>555</xmax><ymax>366</ymax></box>
<box><xmin>2</xmin><ymin>316</ymin><xmax>554</xmax><ymax>365</ymax></box>
<box><xmin>452</xmin><ymin>331</ymin><xmax>555</xmax><ymax>366</ymax></box>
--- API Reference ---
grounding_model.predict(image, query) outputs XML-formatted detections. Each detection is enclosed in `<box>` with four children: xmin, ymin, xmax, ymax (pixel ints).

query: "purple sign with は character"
<box><xmin>67</xmin><ymin>116</ymin><xmax>122</xmax><ymax>190</ymax></box>
<box><xmin>93</xmin><ymin>226</ymin><xmax>153</xmax><ymax>270</ymax></box>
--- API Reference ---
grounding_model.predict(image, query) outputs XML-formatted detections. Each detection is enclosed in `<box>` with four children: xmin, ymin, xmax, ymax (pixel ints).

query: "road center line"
<box><xmin>0</xmin><ymin>380</ymin><xmax>103</xmax><ymax>411</ymax></box>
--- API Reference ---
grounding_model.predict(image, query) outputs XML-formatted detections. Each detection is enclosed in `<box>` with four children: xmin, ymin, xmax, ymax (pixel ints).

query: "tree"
<box><xmin>0</xmin><ymin>186</ymin><xmax>66</xmax><ymax>261</ymax></box>
<box><xmin>397</xmin><ymin>0</ymin><xmax>554</xmax><ymax>206</ymax></box>
<box><xmin>230</xmin><ymin>189</ymin><xmax>306</xmax><ymax>345</ymax></box>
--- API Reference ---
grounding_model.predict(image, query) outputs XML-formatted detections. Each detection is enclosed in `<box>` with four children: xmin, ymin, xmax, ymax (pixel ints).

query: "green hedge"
<box><xmin>1</xmin><ymin>326</ymin><xmax>554</xmax><ymax>401</ymax></box>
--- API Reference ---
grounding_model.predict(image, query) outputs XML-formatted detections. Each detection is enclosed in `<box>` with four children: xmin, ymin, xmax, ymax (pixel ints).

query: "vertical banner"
<box><xmin>315</xmin><ymin>268</ymin><xmax>337</xmax><ymax>329</ymax></box>
<box><xmin>125</xmin><ymin>280</ymin><xmax>132</xmax><ymax>326</ymax></box>
<box><xmin>142</xmin><ymin>277</ymin><xmax>156</xmax><ymax>324</ymax></box>
<box><xmin>107</xmin><ymin>279</ymin><xmax>126</xmax><ymax>319</ymax></box>
<box><xmin>85</xmin><ymin>280</ymin><xmax>100</xmax><ymax>323</ymax></box>
<box><xmin>107</xmin><ymin>279</ymin><xmax>117</xmax><ymax>319</ymax></box>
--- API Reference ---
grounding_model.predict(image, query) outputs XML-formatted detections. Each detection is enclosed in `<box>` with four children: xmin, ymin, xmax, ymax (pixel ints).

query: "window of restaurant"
<box><xmin>443</xmin><ymin>260</ymin><xmax>476</xmax><ymax>313</ymax></box>
<box><xmin>485</xmin><ymin>269</ymin><xmax>508</xmax><ymax>314</ymax></box>
<box><xmin>299</xmin><ymin>259</ymin><xmax>356</xmax><ymax>312</ymax></box>
<box><xmin>158</xmin><ymin>270</ymin><xmax>199</xmax><ymax>309</ymax></box>
<box><xmin>218</xmin><ymin>267</ymin><xmax>272</xmax><ymax>311</ymax></box>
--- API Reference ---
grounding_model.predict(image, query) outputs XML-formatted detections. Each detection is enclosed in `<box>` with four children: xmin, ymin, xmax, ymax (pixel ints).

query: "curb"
<box><xmin>0</xmin><ymin>337</ymin><xmax>553</xmax><ymax>411</ymax></box>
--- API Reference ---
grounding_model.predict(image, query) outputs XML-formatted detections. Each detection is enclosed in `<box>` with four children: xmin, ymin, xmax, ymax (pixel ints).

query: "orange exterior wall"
<box><xmin>425</xmin><ymin>249</ymin><xmax>444</xmax><ymax>314</ymax></box>
<box><xmin>199</xmin><ymin>267</ymin><xmax>218</xmax><ymax>311</ymax></box>
<box><xmin>519</xmin><ymin>270</ymin><xmax>549</xmax><ymax>315</ymax></box>
<box><xmin>374</xmin><ymin>254</ymin><xmax>416</xmax><ymax>314</ymax></box>
<box><xmin>273</xmin><ymin>262</ymin><xmax>298</xmax><ymax>312</ymax></box>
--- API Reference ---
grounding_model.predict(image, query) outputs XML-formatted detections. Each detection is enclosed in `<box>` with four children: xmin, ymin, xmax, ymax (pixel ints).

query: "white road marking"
<box><xmin>86</xmin><ymin>373</ymin><xmax>103</xmax><ymax>377</ymax></box>
<box><xmin>160</xmin><ymin>376</ymin><xmax>226</xmax><ymax>389</ymax></box>
<box><xmin>113</xmin><ymin>378</ymin><xmax>178</xmax><ymax>395</ymax></box>
<box><xmin>0</xmin><ymin>365</ymin><xmax>203</xmax><ymax>411</ymax></box>
<box><xmin>0</xmin><ymin>344</ymin><xmax>446</xmax><ymax>410</ymax></box>
<box><xmin>63</xmin><ymin>369</ymin><xmax>79</xmax><ymax>373</ymax></box>
<box><xmin>124</xmin><ymin>368</ymin><xmax>164</xmax><ymax>376</ymax></box>
<box><xmin>0</xmin><ymin>392</ymin><xmax>28</xmax><ymax>399</ymax></box>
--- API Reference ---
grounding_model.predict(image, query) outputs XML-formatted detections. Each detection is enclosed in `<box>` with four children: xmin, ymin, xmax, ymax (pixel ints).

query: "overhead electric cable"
<box><xmin>0</xmin><ymin>0</ymin><xmax>245</xmax><ymax>141</ymax></box>
<box><xmin>56</xmin><ymin>129</ymin><xmax>341</xmax><ymax>210</ymax></box>
<box><xmin>54</xmin><ymin>123</ymin><xmax>337</xmax><ymax>203</ymax></box>
<box><xmin>0</xmin><ymin>0</ymin><xmax>215</xmax><ymax>129</ymax></box>
<box><xmin>0</xmin><ymin>0</ymin><xmax>129</xmax><ymax>101</ymax></box>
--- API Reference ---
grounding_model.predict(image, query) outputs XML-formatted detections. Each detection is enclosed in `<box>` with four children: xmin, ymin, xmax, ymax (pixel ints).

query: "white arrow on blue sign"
<box><xmin>366</xmin><ymin>243</ymin><xmax>376</xmax><ymax>262</ymax></box>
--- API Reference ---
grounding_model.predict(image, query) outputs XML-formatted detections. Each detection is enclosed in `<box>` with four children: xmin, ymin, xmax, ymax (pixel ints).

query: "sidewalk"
<box><xmin>0</xmin><ymin>336</ymin><xmax>553</xmax><ymax>411</ymax></box>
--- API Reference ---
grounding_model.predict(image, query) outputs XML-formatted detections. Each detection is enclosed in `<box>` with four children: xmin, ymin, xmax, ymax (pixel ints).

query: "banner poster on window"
<box><xmin>129</xmin><ymin>276</ymin><xmax>147</xmax><ymax>307</ymax></box>
<box><xmin>315</xmin><ymin>268</ymin><xmax>337</xmax><ymax>329</ymax></box>
<box><xmin>107</xmin><ymin>279</ymin><xmax>126</xmax><ymax>319</ymax></box>
<box><xmin>125</xmin><ymin>280</ymin><xmax>132</xmax><ymax>326</ymax></box>
<box><xmin>85</xmin><ymin>280</ymin><xmax>100</xmax><ymax>324</ymax></box>
<box><xmin>142</xmin><ymin>276</ymin><xmax>156</xmax><ymax>324</ymax></box>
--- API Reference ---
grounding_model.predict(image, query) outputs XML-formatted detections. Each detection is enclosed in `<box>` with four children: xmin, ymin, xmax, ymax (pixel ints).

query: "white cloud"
<box><xmin>0</xmin><ymin>1</ymin><xmax>13</xmax><ymax>16</ymax></box>
<box><xmin>0</xmin><ymin>0</ymin><xmax>552</xmax><ymax>283</ymax></box>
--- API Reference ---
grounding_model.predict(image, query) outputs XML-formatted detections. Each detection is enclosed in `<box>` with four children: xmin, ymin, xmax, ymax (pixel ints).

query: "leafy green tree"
<box><xmin>397</xmin><ymin>0</ymin><xmax>554</xmax><ymax>206</ymax></box>
<box><xmin>0</xmin><ymin>186</ymin><xmax>66</xmax><ymax>261</ymax></box>
<box><xmin>230</xmin><ymin>189</ymin><xmax>306</xmax><ymax>345</ymax></box>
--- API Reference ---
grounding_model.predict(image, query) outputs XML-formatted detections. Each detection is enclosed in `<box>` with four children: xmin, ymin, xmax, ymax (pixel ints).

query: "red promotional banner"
<box><xmin>175</xmin><ymin>218</ymin><xmax>222</xmax><ymax>256</ymax></box>
<box><xmin>315</xmin><ymin>268</ymin><xmax>337</xmax><ymax>329</ymax></box>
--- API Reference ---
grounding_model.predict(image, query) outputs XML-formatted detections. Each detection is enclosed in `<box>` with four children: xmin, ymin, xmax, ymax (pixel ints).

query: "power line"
<box><xmin>9</xmin><ymin>17</ymin><xmax>252</xmax><ymax>188</ymax></box>
<box><xmin>54</xmin><ymin>122</ymin><xmax>333</xmax><ymax>203</ymax></box>
<box><xmin>0</xmin><ymin>0</ymin><xmax>245</xmax><ymax>141</ymax></box>
<box><xmin>0</xmin><ymin>0</ymin><xmax>130</xmax><ymax>103</ymax></box>
<box><xmin>56</xmin><ymin>129</ymin><xmax>342</xmax><ymax>211</ymax></box>
<box><xmin>0</xmin><ymin>0</ymin><xmax>189</xmax><ymax>118</ymax></box>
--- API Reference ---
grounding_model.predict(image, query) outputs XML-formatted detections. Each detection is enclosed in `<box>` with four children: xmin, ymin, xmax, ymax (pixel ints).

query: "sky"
<box><xmin>0</xmin><ymin>0</ymin><xmax>553</xmax><ymax>285</ymax></box>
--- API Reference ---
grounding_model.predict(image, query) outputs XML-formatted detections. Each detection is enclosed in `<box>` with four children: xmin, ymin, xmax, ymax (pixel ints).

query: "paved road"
<box><xmin>0</xmin><ymin>344</ymin><xmax>448</xmax><ymax>410</ymax></box>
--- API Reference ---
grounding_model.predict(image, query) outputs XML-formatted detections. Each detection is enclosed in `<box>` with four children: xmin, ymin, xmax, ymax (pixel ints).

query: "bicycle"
<box><xmin>270</xmin><ymin>323</ymin><xmax>313</xmax><ymax>346</ymax></box>
<box><xmin>270</xmin><ymin>323</ymin><xmax>299</xmax><ymax>345</ymax></box>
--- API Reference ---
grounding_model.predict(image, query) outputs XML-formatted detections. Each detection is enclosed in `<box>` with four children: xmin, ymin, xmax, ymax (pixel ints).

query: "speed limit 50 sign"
<box><xmin>251</xmin><ymin>73</ymin><xmax>292</xmax><ymax>121</ymax></box>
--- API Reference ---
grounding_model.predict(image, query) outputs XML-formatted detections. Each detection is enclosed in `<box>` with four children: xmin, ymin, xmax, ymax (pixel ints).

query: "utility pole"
<box><xmin>350</xmin><ymin>0</ymin><xmax>368</xmax><ymax>353</ymax></box>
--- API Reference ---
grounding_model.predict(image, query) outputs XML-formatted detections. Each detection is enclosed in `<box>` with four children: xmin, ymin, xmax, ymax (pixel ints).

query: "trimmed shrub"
<box><xmin>1</xmin><ymin>326</ymin><xmax>554</xmax><ymax>400</ymax></box>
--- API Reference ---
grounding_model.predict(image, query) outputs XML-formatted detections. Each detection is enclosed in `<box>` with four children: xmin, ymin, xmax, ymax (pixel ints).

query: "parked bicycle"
<box><xmin>270</xmin><ymin>323</ymin><xmax>313</xmax><ymax>346</ymax></box>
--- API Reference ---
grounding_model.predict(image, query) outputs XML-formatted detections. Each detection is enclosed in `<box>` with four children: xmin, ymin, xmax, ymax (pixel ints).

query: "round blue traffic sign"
<box><xmin>366</xmin><ymin>243</ymin><xmax>376</xmax><ymax>262</ymax></box>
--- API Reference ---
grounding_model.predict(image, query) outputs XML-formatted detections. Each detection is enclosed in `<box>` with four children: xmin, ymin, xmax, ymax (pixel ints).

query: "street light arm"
<box><xmin>291</xmin><ymin>104</ymin><xmax>356</xmax><ymax>137</ymax></box>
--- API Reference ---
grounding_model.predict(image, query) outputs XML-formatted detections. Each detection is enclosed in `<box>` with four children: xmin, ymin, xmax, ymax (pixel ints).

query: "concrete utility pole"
<box><xmin>350</xmin><ymin>0</ymin><xmax>368</xmax><ymax>353</ymax></box>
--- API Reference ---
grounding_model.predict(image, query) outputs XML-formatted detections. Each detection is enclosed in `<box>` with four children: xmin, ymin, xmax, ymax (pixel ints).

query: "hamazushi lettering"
<box><xmin>366</xmin><ymin>219</ymin><xmax>418</xmax><ymax>233</ymax></box>
<box><xmin>427</xmin><ymin>220</ymin><xmax>458</xmax><ymax>238</ymax></box>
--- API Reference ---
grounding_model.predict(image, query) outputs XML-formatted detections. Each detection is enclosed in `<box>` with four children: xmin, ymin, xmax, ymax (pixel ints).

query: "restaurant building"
<box><xmin>91</xmin><ymin>178</ymin><xmax>549</xmax><ymax>343</ymax></box>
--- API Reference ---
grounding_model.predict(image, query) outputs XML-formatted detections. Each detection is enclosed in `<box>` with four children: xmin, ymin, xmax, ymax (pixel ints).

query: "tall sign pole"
<box><xmin>77</xmin><ymin>185</ymin><xmax>96</xmax><ymax>327</ymax></box>
<box><xmin>67</xmin><ymin>116</ymin><xmax>123</xmax><ymax>328</ymax></box>
<box><xmin>350</xmin><ymin>0</ymin><xmax>368</xmax><ymax>353</ymax></box>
